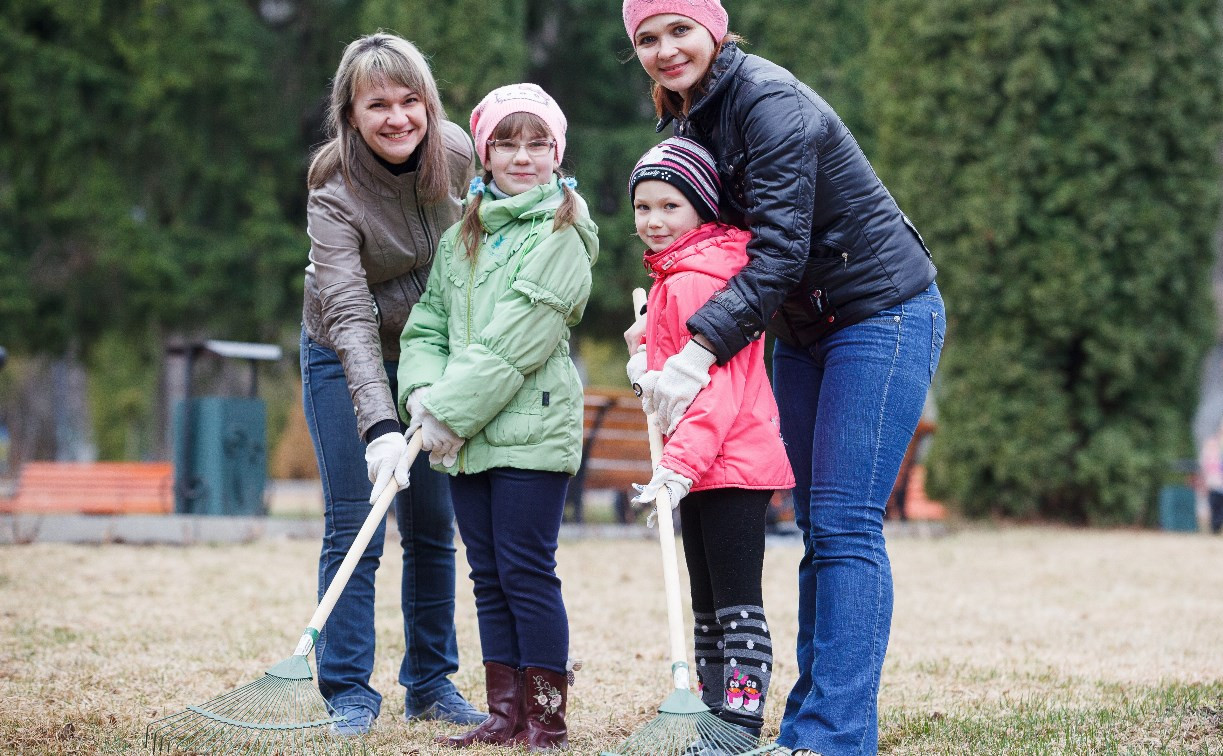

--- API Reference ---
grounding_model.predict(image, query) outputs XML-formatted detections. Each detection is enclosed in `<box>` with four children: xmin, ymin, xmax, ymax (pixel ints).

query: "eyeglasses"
<box><xmin>488</xmin><ymin>138</ymin><xmax>555</xmax><ymax>156</ymax></box>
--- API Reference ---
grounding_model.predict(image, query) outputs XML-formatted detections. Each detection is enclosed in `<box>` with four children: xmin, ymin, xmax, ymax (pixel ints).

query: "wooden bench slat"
<box><xmin>570</xmin><ymin>388</ymin><xmax>653</xmax><ymax>523</ymax></box>
<box><xmin>1</xmin><ymin>461</ymin><xmax>175</xmax><ymax>515</ymax></box>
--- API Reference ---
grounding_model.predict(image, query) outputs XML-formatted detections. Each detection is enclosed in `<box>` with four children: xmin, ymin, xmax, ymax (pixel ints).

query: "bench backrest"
<box><xmin>1</xmin><ymin>461</ymin><xmax>174</xmax><ymax>515</ymax></box>
<box><xmin>579</xmin><ymin>388</ymin><xmax>652</xmax><ymax>492</ymax></box>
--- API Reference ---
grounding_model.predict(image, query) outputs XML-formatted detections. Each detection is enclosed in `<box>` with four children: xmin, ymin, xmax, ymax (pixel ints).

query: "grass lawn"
<box><xmin>0</xmin><ymin>525</ymin><xmax>1220</xmax><ymax>754</ymax></box>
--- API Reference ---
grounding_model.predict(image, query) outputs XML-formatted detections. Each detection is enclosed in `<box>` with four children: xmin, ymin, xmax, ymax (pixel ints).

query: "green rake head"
<box><xmin>145</xmin><ymin>654</ymin><xmax>364</xmax><ymax>755</ymax></box>
<box><xmin>601</xmin><ymin>688</ymin><xmax>789</xmax><ymax>756</ymax></box>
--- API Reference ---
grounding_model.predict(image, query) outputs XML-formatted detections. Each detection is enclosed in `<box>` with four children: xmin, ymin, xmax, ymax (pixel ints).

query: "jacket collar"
<box><xmin>473</xmin><ymin>178</ymin><xmax>565</xmax><ymax>234</ymax></box>
<box><xmin>643</xmin><ymin>222</ymin><xmax>737</xmax><ymax>276</ymax></box>
<box><xmin>352</xmin><ymin>136</ymin><xmax>420</xmax><ymax>196</ymax></box>
<box><xmin>655</xmin><ymin>42</ymin><xmax>747</xmax><ymax>134</ymax></box>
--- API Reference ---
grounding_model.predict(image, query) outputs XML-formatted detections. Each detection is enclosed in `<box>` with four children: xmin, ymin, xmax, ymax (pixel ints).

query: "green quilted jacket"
<box><xmin>397</xmin><ymin>178</ymin><xmax>599</xmax><ymax>475</ymax></box>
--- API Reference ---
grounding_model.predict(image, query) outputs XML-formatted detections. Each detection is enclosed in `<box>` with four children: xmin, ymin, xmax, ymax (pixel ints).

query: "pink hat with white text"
<box><xmin>622</xmin><ymin>0</ymin><xmax>728</xmax><ymax>42</ymax></box>
<box><xmin>469</xmin><ymin>83</ymin><xmax>568</xmax><ymax>166</ymax></box>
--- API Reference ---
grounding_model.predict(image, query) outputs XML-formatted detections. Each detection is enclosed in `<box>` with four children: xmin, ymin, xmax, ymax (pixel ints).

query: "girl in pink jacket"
<box><xmin>626</xmin><ymin>137</ymin><xmax>795</xmax><ymax>738</ymax></box>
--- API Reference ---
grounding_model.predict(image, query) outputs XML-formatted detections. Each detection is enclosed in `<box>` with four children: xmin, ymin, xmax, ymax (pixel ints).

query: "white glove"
<box><xmin>404</xmin><ymin>387</ymin><xmax>429</xmax><ymax>438</ymax></box>
<box><xmin>632</xmin><ymin>465</ymin><xmax>692</xmax><ymax>527</ymax></box>
<box><xmin>420</xmin><ymin>410</ymin><xmax>464</xmax><ymax>467</ymax></box>
<box><xmin>364</xmin><ymin>432</ymin><xmax>411</xmax><ymax>505</ymax></box>
<box><xmin>634</xmin><ymin>370</ymin><xmax>661</xmax><ymax>415</ymax></box>
<box><xmin>653</xmin><ymin>339</ymin><xmax>717</xmax><ymax>435</ymax></box>
<box><xmin>626</xmin><ymin>345</ymin><xmax>648</xmax><ymax>387</ymax></box>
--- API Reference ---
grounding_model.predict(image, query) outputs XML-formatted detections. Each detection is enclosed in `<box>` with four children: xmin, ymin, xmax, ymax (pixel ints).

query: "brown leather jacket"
<box><xmin>302</xmin><ymin>120</ymin><xmax>474</xmax><ymax>438</ymax></box>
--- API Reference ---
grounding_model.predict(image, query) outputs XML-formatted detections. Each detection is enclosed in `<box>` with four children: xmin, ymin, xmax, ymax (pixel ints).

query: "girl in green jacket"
<box><xmin>397</xmin><ymin>83</ymin><xmax>598</xmax><ymax>752</ymax></box>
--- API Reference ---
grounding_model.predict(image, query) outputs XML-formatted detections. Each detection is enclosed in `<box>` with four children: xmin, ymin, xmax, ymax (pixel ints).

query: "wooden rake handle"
<box><xmin>301</xmin><ymin>429</ymin><xmax>423</xmax><ymax>646</ymax></box>
<box><xmin>632</xmin><ymin>287</ymin><xmax>691</xmax><ymax>690</ymax></box>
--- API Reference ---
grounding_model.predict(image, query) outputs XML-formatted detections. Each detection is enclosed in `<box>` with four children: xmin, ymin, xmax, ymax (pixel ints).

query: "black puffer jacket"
<box><xmin>664</xmin><ymin>43</ymin><xmax>937</xmax><ymax>362</ymax></box>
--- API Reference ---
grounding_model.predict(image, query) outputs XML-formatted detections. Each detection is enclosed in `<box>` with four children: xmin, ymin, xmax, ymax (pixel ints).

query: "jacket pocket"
<box><xmin>482</xmin><ymin>378</ymin><xmax>544</xmax><ymax>447</ymax></box>
<box><xmin>930</xmin><ymin>310</ymin><xmax>946</xmax><ymax>379</ymax></box>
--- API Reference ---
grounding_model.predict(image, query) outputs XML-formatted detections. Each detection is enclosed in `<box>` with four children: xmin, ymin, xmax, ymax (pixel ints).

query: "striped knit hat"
<box><xmin>628</xmin><ymin>137</ymin><xmax>721</xmax><ymax>221</ymax></box>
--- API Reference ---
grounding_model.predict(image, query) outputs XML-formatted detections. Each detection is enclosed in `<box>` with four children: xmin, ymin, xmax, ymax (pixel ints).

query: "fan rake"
<box><xmin>146</xmin><ymin>432</ymin><xmax>423</xmax><ymax>754</ymax></box>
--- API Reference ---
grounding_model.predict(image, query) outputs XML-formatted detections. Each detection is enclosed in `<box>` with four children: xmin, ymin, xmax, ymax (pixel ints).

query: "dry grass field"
<box><xmin>1</xmin><ymin>525</ymin><xmax>1220</xmax><ymax>754</ymax></box>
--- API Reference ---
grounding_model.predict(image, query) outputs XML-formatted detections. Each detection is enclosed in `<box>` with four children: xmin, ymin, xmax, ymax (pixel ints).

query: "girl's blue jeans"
<box><xmin>449</xmin><ymin>468</ymin><xmax>570</xmax><ymax>673</ymax></box>
<box><xmin>300</xmin><ymin>333</ymin><xmax>463</xmax><ymax>718</ymax></box>
<box><xmin>773</xmin><ymin>282</ymin><xmax>945</xmax><ymax>755</ymax></box>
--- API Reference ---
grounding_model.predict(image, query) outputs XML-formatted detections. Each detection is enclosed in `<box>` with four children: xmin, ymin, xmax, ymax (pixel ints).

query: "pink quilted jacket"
<box><xmin>644</xmin><ymin>223</ymin><xmax>795</xmax><ymax>493</ymax></box>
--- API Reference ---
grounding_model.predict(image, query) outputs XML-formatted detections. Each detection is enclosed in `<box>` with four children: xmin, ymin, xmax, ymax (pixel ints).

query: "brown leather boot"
<box><xmin>514</xmin><ymin>666</ymin><xmax>568</xmax><ymax>751</ymax></box>
<box><xmin>436</xmin><ymin>662</ymin><xmax>521</xmax><ymax>748</ymax></box>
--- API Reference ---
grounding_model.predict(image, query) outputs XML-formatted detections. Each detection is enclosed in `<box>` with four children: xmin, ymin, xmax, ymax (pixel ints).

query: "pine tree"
<box><xmin>867</xmin><ymin>0</ymin><xmax>1223</xmax><ymax>522</ymax></box>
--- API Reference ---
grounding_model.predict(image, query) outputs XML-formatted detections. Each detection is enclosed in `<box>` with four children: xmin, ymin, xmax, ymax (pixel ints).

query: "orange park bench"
<box><xmin>568</xmin><ymin>388</ymin><xmax>653</xmax><ymax>523</ymax></box>
<box><xmin>886</xmin><ymin>419</ymin><xmax>946</xmax><ymax>521</ymax></box>
<box><xmin>0</xmin><ymin>461</ymin><xmax>175</xmax><ymax>515</ymax></box>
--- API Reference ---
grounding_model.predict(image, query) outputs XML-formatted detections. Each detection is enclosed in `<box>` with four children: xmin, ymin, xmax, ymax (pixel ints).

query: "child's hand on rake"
<box><xmin>632</xmin><ymin>465</ymin><xmax>692</xmax><ymax>527</ymax></box>
<box><xmin>421</xmin><ymin>411</ymin><xmax>464</xmax><ymax>467</ymax></box>
<box><xmin>404</xmin><ymin>386</ymin><xmax>429</xmax><ymax>439</ymax></box>
<box><xmin>649</xmin><ymin>339</ymin><xmax>716</xmax><ymax>435</ymax></box>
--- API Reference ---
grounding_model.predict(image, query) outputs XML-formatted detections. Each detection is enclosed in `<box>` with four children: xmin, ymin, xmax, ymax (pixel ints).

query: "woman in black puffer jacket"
<box><xmin>622</xmin><ymin>3</ymin><xmax>946</xmax><ymax>754</ymax></box>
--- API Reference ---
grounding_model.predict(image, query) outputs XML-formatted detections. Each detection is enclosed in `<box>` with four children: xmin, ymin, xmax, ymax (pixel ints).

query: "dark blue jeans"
<box><xmin>449</xmin><ymin>468</ymin><xmax>570</xmax><ymax>673</ymax></box>
<box><xmin>300</xmin><ymin>333</ymin><xmax>462</xmax><ymax>717</ymax></box>
<box><xmin>773</xmin><ymin>283</ymin><xmax>945</xmax><ymax>755</ymax></box>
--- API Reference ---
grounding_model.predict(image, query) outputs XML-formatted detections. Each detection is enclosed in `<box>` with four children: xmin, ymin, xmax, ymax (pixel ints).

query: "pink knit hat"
<box><xmin>469</xmin><ymin>83</ymin><xmax>568</xmax><ymax>166</ymax></box>
<box><xmin>622</xmin><ymin>0</ymin><xmax>728</xmax><ymax>43</ymax></box>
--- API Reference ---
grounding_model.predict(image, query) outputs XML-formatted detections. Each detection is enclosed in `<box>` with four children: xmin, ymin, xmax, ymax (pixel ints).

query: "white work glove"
<box><xmin>420</xmin><ymin>410</ymin><xmax>464</xmax><ymax>467</ymax></box>
<box><xmin>404</xmin><ymin>387</ymin><xmax>429</xmax><ymax>438</ymax></box>
<box><xmin>626</xmin><ymin>345</ymin><xmax>648</xmax><ymax>387</ymax></box>
<box><xmin>634</xmin><ymin>370</ymin><xmax>661</xmax><ymax>415</ymax></box>
<box><xmin>364</xmin><ymin>432</ymin><xmax>411</xmax><ymax>505</ymax></box>
<box><xmin>653</xmin><ymin>339</ymin><xmax>717</xmax><ymax>435</ymax></box>
<box><xmin>632</xmin><ymin>465</ymin><xmax>693</xmax><ymax>528</ymax></box>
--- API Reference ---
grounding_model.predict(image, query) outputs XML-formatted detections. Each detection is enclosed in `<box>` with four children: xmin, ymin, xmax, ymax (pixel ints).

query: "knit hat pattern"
<box><xmin>469</xmin><ymin>83</ymin><xmax>568</xmax><ymax>166</ymax></box>
<box><xmin>629</xmin><ymin>136</ymin><xmax>721</xmax><ymax>221</ymax></box>
<box><xmin>622</xmin><ymin>0</ymin><xmax>728</xmax><ymax>42</ymax></box>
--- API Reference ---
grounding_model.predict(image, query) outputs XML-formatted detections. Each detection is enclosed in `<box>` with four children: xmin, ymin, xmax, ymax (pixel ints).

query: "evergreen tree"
<box><xmin>867</xmin><ymin>0</ymin><xmax>1223</xmax><ymax>523</ymax></box>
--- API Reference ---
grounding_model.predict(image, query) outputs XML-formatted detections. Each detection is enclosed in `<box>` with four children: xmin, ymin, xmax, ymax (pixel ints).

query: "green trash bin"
<box><xmin>1158</xmin><ymin>484</ymin><xmax>1198</xmax><ymax>532</ymax></box>
<box><xmin>173</xmin><ymin>397</ymin><xmax>267</xmax><ymax>516</ymax></box>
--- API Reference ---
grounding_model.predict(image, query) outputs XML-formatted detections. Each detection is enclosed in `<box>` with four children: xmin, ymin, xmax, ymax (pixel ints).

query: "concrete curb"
<box><xmin>0</xmin><ymin>514</ymin><xmax>324</xmax><ymax>546</ymax></box>
<box><xmin>0</xmin><ymin>513</ymin><xmax>946</xmax><ymax>546</ymax></box>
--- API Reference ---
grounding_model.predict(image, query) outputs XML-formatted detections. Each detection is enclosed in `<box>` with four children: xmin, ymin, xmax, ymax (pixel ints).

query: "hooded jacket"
<box><xmin>303</xmin><ymin>120</ymin><xmax>475</xmax><ymax>439</ymax></box>
<box><xmin>645</xmin><ymin>222</ymin><xmax>794</xmax><ymax>493</ymax></box>
<box><xmin>398</xmin><ymin>178</ymin><xmax>599</xmax><ymax>475</ymax></box>
<box><xmin>663</xmin><ymin>44</ymin><xmax>938</xmax><ymax>363</ymax></box>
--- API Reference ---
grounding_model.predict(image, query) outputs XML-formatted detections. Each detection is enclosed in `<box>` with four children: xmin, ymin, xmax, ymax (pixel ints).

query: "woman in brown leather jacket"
<box><xmin>299</xmin><ymin>31</ymin><xmax>483</xmax><ymax>736</ymax></box>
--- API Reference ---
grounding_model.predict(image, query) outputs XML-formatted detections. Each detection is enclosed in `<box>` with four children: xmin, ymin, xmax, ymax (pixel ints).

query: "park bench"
<box><xmin>887</xmin><ymin>419</ymin><xmax>944</xmax><ymax>520</ymax></box>
<box><xmin>0</xmin><ymin>461</ymin><xmax>175</xmax><ymax>515</ymax></box>
<box><xmin>568</xmin><ymin>391</ymin><xmax>943</xmax><ymax>524</ymax></box>
<box><xmin>567</xmin><ymin>387</ymin><xmax>653</xmax><ymax>523</ymax></box>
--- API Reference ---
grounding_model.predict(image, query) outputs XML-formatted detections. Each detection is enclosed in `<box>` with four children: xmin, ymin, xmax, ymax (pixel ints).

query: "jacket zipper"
<box><xmin>459</xmin><ymin>242</ymin><xmax>479</xmax><ymax>472</ymax></box>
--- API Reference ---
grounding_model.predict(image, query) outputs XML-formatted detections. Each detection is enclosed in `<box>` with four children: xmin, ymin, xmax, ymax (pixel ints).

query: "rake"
<box><xmin>146</xmin><ymin>431</ymin><xmax>423</xmax><ymax>754</ymax></box>
<box><xmin>602</xmin><ymin>290</ymin><xmax>786</xmax><ymax>756</ymax></box>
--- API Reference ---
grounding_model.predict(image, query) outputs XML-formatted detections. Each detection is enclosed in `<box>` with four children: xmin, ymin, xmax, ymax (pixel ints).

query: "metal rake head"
<box><xmin>146</xmin><ymin>657</ymin><xmax>362</xmax><ymax>755</ymax></box>
<box><xmin>601</xmin><ymin>689</ymin><xmax>788</xmax><ymax>756</ymax></box>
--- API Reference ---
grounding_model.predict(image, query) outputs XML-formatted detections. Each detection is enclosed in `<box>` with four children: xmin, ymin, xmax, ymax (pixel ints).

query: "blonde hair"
<box><xmin>308</xmin><ymin>32</ymin><xmax>451</xmax><ymax>203</ymax></box>
<box><xmin>458</xmin><ymin>112</ymin><xmax>578</xmax><ymax>259</ymax></box>
<box><xmin>650</xmin><ymin>34</ymin><xmax>743</xmax><ymax>121</ymax></box>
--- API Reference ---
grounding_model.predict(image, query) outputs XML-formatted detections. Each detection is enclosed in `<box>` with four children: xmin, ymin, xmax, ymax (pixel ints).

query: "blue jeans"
<box><xmin>449</xmin><ymin>468</ymin><xmax>570</xmax><ymax>673</ymax></box>
<box><xmin>773</xmin><ymin>283</ymin><xmax>945</xmax><ymax>755</ymax></box>
<box><xmin>300</xmin><ymin>333</ymin><xmax>463</xmax><ymax>717</ymax></box>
